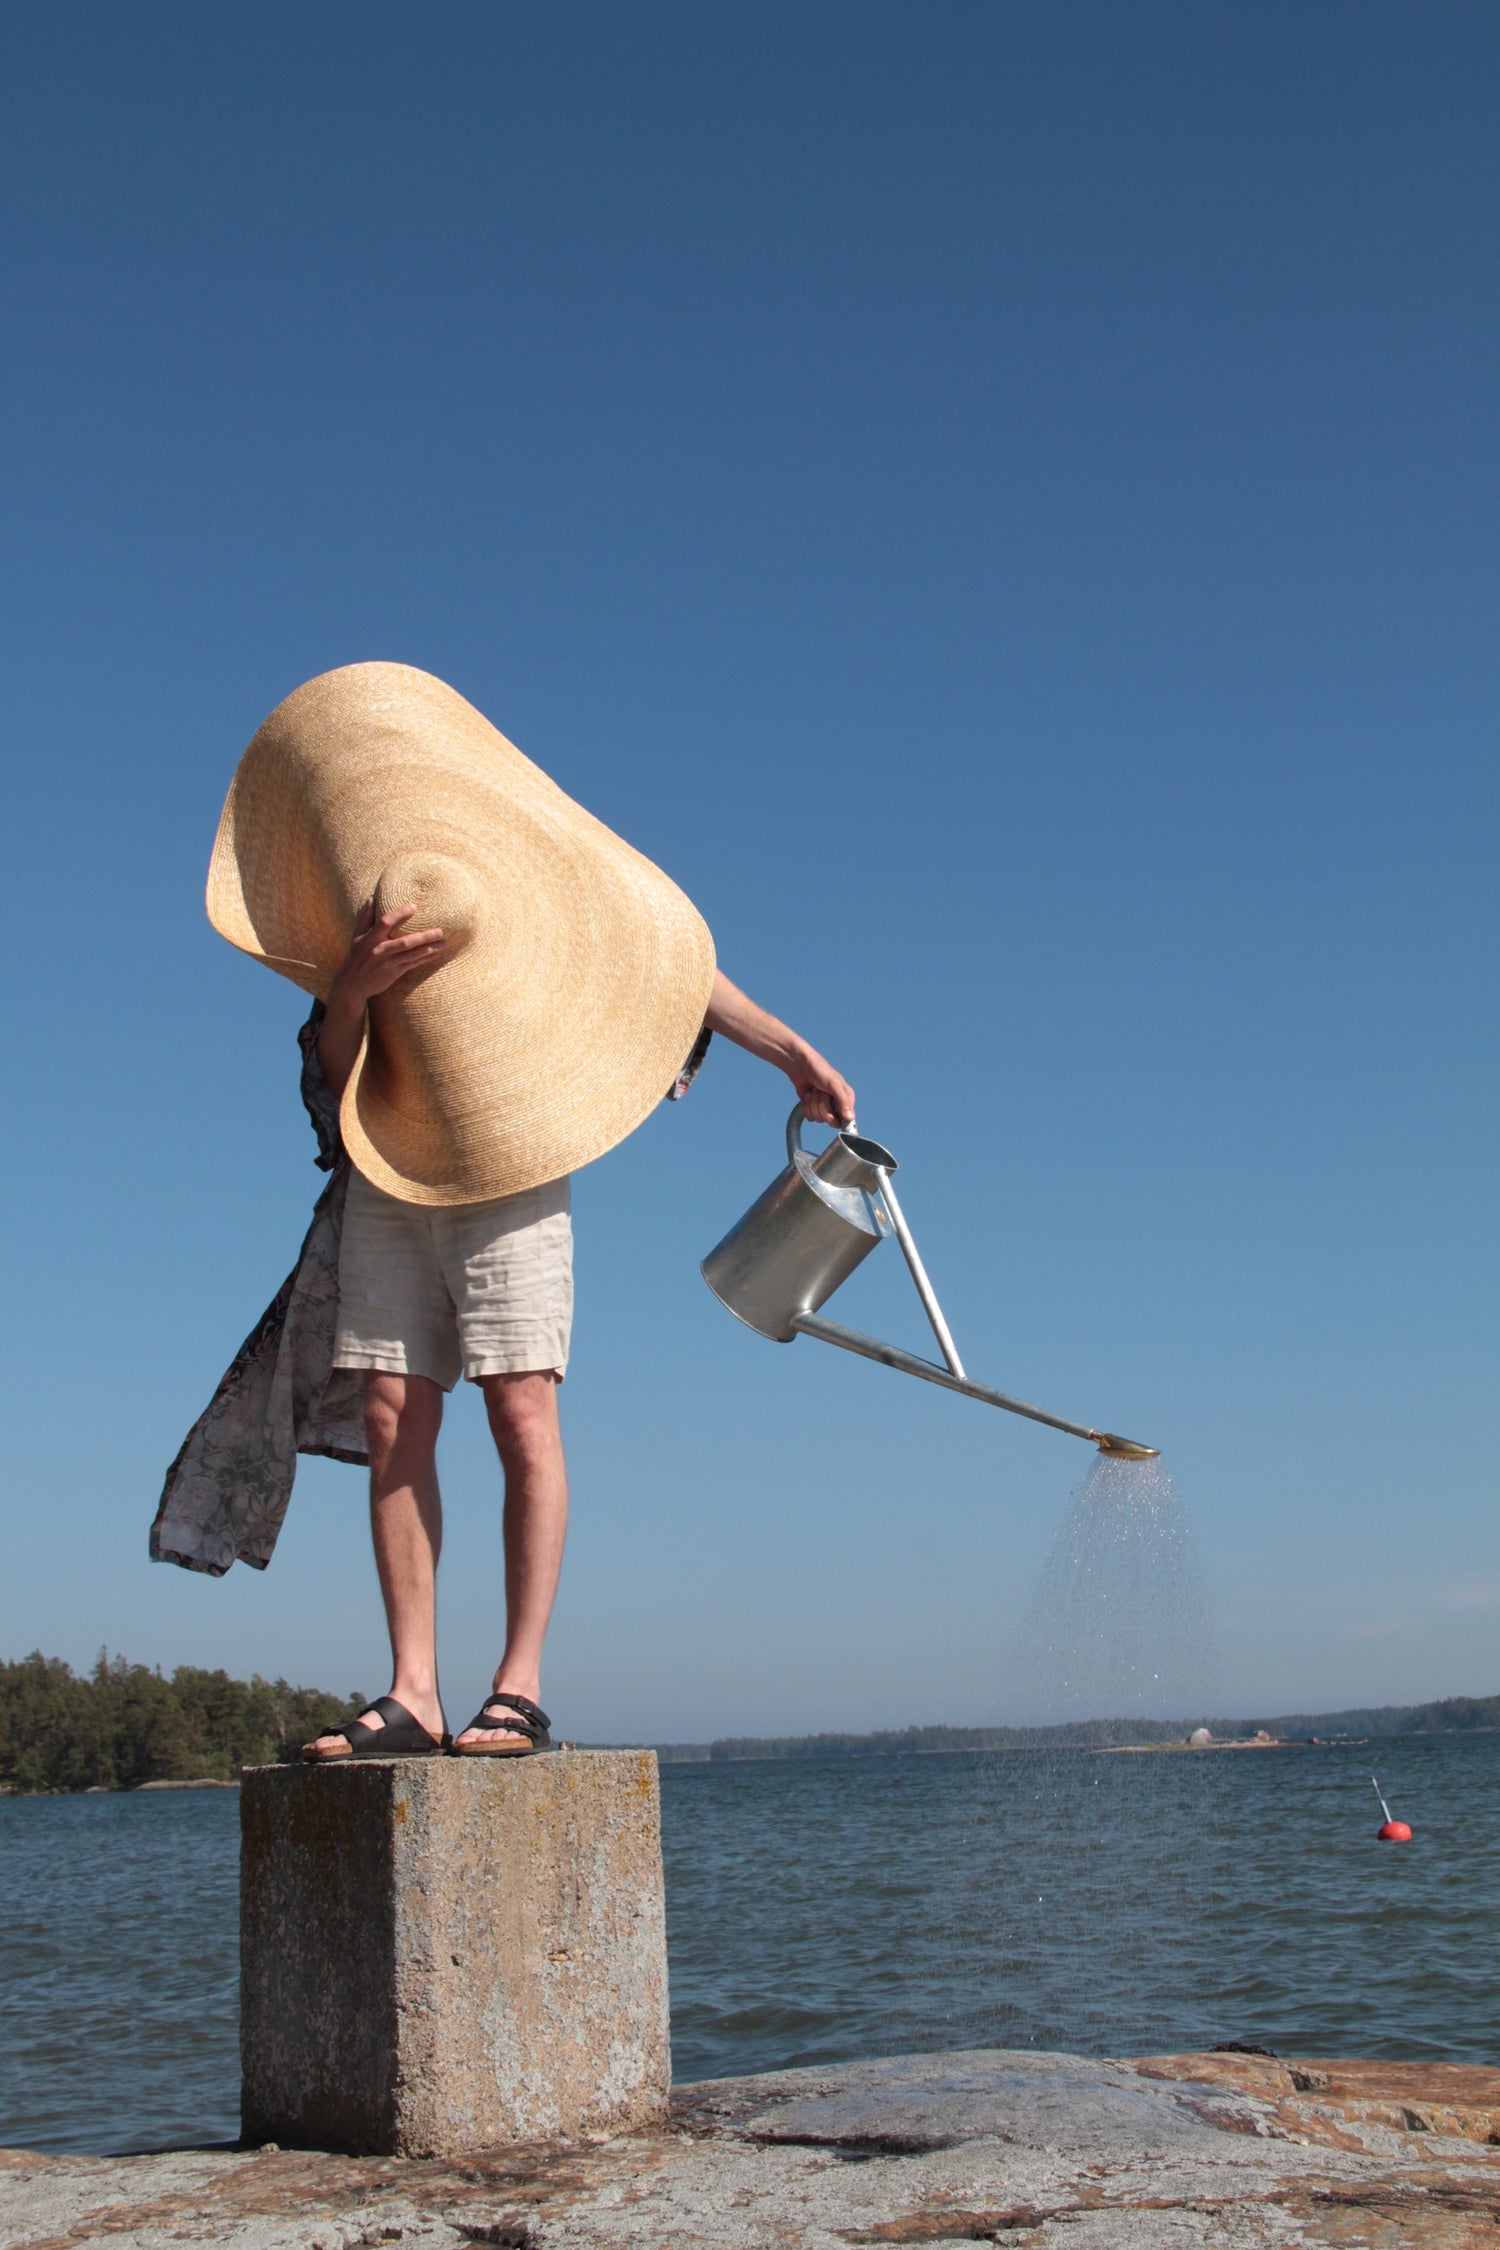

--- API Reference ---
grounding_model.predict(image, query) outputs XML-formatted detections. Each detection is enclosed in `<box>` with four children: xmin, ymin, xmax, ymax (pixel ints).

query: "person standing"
<box><xmin>304</xmin><ymin>905</ymin><xmax>852</xmax><ymax>1759</ymax></box>
<box><xmin>151</xmin><ymin>661</ymin><xmax>853</xmax><ymax>1764</ymax></box>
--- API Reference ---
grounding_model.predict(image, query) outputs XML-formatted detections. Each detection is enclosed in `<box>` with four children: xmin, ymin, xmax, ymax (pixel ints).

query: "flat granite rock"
<box><xmin>686</xmin><ymin>2048</ymin><xmax>1273</xmax><ymax>2156</ymax></box>
<box><xmin>5</xmin><ymin>2048</ymin><xmax>1500</xmax><ymax>2249</ymax></box>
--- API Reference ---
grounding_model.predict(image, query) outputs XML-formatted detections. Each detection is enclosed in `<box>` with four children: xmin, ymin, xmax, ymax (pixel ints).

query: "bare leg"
<box><xmin>308</xmin><ymin>1372</ymin><xmax>447</xmax><ymax>1752</ymax></box>
<box><xmin>451</xmin><ymin>1370</ymin><xmax>568</xmax><ymax>1750</ymax></box>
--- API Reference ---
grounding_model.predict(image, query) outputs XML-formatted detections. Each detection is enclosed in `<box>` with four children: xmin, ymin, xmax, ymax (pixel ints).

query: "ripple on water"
<box><xmin>1</xmin><ymin>1738</ymin><xmax>1496</xmax><ymax>2154</ymax></box>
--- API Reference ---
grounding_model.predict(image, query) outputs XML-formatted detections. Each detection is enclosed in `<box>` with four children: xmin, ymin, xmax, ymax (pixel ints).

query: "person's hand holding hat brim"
<box><xmin>316</xmin><ymin>902</ymin><xmax>447</xmax><ymax>1103</ymax></box>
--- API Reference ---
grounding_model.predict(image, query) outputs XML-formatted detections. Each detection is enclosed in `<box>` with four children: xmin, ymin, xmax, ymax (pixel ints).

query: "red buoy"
<box><xmin>1371</xmin><ymin>1777</ymin><xmax>1410</xmax><ymax>1841</ymax></box>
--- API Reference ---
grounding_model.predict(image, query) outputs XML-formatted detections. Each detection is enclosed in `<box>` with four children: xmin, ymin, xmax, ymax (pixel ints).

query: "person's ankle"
<box><xmin>391</xmin><ymin>1678</ymin><xmax>442</xmax><ymax>1721</ymax></box>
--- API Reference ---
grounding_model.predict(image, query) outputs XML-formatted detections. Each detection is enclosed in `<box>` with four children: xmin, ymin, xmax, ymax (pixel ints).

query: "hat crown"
<box><xmin>372</xmin><ymin>851</ymin><xmax>483</xmax><ymax>959</ymax></box>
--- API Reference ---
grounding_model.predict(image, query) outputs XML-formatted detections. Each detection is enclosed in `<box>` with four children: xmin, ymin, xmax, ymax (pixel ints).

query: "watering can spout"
<box><xmin>702</xmin><ymin>1104</ymin><xmax>1158</xmax><ymax>1459</ymax></box>
<box><xmin>1094</xmin><ymin>1433</ymin><xmax>1161</xmax><ymax>1460</ymax></box>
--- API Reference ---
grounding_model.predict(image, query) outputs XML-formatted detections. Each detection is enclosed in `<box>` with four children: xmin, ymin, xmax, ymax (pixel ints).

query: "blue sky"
<box><xmin>3</xmin><ymin>2</ymin><xmax>1495</xmax><ymax>1738</ymax></box>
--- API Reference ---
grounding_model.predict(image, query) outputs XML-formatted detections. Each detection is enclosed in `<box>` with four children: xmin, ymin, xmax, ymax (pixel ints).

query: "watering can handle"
<box><xmin>786</xmin><ymin>1101</ymin><xmax>856</xmax><ymax>1166</ymax></box>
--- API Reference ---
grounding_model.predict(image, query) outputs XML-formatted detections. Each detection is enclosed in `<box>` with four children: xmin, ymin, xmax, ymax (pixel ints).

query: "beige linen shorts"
<box><xmin>333</xmin><ymin>1167</ymin><xmax>574</xmax><ymax>1391</ymax></box>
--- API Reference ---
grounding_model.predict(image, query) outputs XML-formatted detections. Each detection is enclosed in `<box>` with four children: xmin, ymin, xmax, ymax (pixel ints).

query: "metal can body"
<box><xmin>701</xmin><ymin>1117</ymin><xmax>895</xmax><ymax>1341</ymax></box>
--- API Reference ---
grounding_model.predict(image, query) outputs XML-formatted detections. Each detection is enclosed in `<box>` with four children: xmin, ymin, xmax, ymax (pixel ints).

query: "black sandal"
<box><xmin>449</xmin><ymin>1692</ymin><xmax>553</xmax><ymax>1757</ymax></box>
<box><xmin>301</xmin><ymin>1695</ymin><xmax>447</xmax><ymax>1762</ymax></box>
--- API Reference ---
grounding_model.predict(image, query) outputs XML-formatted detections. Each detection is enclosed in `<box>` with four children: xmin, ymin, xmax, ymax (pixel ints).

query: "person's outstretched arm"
<box><xmin>705</xmin><ymin>969</ymin><xmax>855</xmax><ymax>1126</ymax></box>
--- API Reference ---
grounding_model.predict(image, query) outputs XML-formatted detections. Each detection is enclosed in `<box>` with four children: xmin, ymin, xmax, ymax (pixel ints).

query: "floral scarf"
<box><xmin>150</xmin><ymin>1006</ymin><xmax>710</xmax><ymax>1575</ymax></box>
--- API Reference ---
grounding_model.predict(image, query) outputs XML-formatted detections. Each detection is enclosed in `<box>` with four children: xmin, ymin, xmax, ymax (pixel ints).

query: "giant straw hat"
<box><xmin>207</xmin><ymin>662</ymin><xmax>716</xmax><ymax>1204</ymax></box>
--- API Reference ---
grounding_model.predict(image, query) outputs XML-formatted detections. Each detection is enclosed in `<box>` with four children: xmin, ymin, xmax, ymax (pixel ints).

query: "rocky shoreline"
<box><xmin>6</xmin><ymin>2047</ymin><xmax>1500</xmax><ymax>2248</ymax></box>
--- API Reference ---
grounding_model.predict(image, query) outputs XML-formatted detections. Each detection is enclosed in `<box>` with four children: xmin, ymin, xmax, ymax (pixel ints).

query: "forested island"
<box><xmin>0</xmin><ymin>1652</ymin><xmax>360</xmax><ymax>1792</ymax></box>
<box><xmin>3</xmin><ymin>1652</ymin><xmax>1495</xmax><ymax>1792</ymax></box>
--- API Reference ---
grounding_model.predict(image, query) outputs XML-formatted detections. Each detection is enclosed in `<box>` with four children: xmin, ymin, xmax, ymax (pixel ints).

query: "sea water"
<box><xmin>1003</xmin><ymin>1454</ymin><xmax>1218</xmax><ymax>1726</ymax></box>
<box><xmin>2</xmin><ymin>1737</ymin><xmax>1498</xmax><ymax>2155</ymax></box>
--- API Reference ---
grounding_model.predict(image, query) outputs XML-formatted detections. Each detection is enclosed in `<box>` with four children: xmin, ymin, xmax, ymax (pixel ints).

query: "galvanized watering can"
<box><xmin>702</xmin><ymin>1106</ymin><xmax>1157</xmax><ymax>1458</ymax></box>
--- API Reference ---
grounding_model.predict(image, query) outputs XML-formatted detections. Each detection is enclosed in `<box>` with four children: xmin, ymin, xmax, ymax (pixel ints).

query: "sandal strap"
<box><xmin>362</xmin><ymin>1695</ymin><xmax>418</xmax><ymax>1731</ymax></box>
<box><xmin>470</xmin><ymin>1695</ymin><xmax>550</xmax><ymax>1739</ymax></box>
<box><xmin>336</xmin><ymin>1696</ymin><xmax>436</xmax><ymax>1752</ymax></box>
<box><xmin>318</xmin><ymin>1706</ymin><xmax>383</xmax><ymax>1750</ymax></box>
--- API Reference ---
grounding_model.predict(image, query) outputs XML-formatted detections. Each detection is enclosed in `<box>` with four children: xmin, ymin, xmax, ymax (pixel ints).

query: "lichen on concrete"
<box><xmin>240</xmin><ymin>1750</ymin><xmax>670</xmax><ymax>2159</ymax></box>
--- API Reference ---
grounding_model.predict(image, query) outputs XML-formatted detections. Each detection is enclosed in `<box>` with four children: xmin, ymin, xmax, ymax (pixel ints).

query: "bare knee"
<box><xmin>480</xmin><ymin>1371</ymin><xmax>561</xmax><ymax>1467</ymax></box>
<box><xmin>364</xmin><ymin>1372</ymin><xmax>444</xmax><ymax>1461</ymax></box>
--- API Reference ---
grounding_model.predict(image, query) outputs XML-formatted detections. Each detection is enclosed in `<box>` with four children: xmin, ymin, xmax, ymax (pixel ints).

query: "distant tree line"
<box><xmin>8</xmin><ymin>1657</ymin><xmax>1495</xmax><ymax>1786</ymax></box>
<box><xmin>657</xmin><ymin>1695</ymin><xmax>1500</xmax><ymax>1762</ymax></box>
<box><xmin>699</xmin><ymin>1720</ymin><xmax>1190</xmax><ymax>1759</ymax></box>
<box><xmin>0</xmin><ymin>1652</ymin><xmax>362</xmax><ymax>1793</ymax></box>
<box><xmin>1245</xmin><ymin>1696</ymin><xmax>1500</xmax><ymax>1740</ymax></box>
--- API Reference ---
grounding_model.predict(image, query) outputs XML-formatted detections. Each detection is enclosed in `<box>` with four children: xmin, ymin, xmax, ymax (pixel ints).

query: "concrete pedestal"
<box><xmin>240</xmin><ymin>1750</ymin><xmax>670</xmax><ymax>2157</ymax></box>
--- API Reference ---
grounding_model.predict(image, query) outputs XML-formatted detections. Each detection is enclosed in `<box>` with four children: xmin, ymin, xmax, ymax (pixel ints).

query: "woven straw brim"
<box><xmin>208</xmin><ymin>663</ymin><xmax>716</xmax><ymax>1204</ymax></box>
